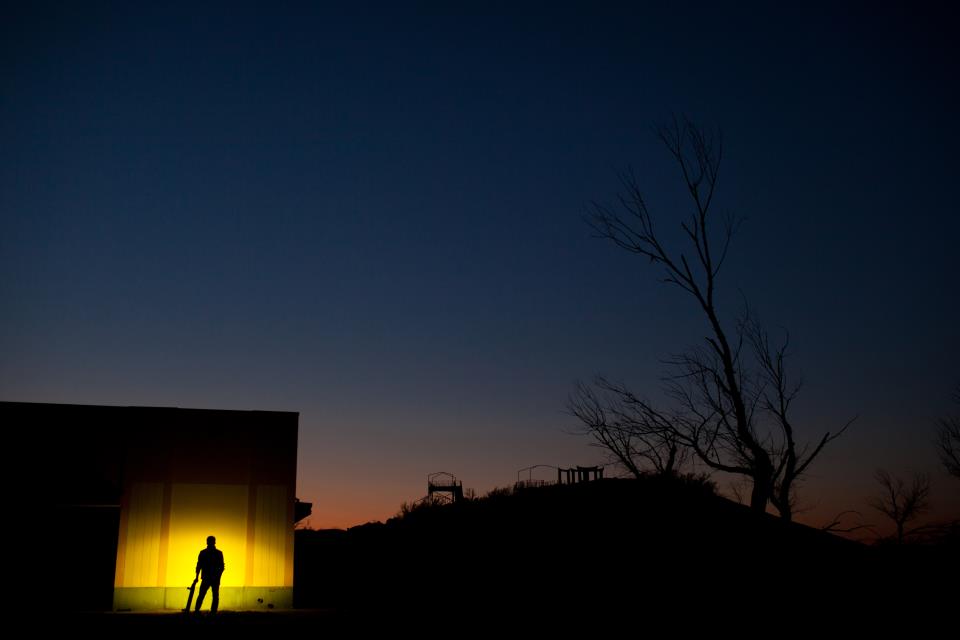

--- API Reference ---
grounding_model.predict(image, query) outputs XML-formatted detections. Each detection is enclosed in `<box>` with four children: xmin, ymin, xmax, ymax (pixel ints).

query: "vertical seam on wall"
<box><xmin>246</xmin><ymin>484</ymin><xmax>257</xmax><ymax>586</ymax></box>
<box><xmin>156</xmin><ymin>481</ymin><xmax>173</xmax><ymax>586</ymax></box>
<box><xmin>285</xmin><ymin>486</ymin><xmax>294</xmax><ymax>586</ymax></box>
<box><xmin>114</xmin><ymin>486</ymin><xmax>131</xmax><ymax>587</ymax></box>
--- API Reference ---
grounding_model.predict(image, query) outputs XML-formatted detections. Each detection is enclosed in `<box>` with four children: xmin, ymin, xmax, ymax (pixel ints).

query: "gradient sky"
<box><xmin>3</xmin><ymin>2</ymin><xmax>958</xmax><ymax>531</ymax></box>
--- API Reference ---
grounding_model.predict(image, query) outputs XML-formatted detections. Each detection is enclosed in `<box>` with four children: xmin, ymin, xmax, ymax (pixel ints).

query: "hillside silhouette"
<box><xmin>295</xmin><ymin>475</ymin><xmax>954</xmax><ymax>628</ymax></box>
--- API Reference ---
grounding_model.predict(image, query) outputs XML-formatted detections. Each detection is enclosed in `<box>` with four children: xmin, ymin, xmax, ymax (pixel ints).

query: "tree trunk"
<box><xmin>749</xmin><ymin>462</ymin><xmax>774</xmax><ymax>514</ymax></box>
<box><xmin>776</xmin><ymin>480</ymin><xmax>793</xmax><ymax>522</ymax></box>
<box><xmin>779</xmin><ymin>494</ymin><xmax>793</xmax><ymax>522</ymax></box>
<box><xmin>663</xmin><ymin>443</ymin><xmax>677</xmax><ymax>476</ymax></box>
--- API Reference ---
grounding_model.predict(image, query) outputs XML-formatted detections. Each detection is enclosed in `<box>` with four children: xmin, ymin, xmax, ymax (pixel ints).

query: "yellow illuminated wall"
<box><xmin>113</xmin><ymin>482</ymin><xmax>293</xmax><ymax>610</ymax></box>
<box><xmin>253</xmin><ymin>485</ymin><xmax>289</xmax><ymax>586</ymax></box>
<box><xmin>165</xmin><ymin>484</ymin><xmax>249</xmax><ymax>587</ymax></box>
<box><xmin>109</xmin><ymin>407</ymin><xmax>298</xmax><ymax>611</ymax></box>
<box><xmin>120</xmin><ymin>483</ymin><xmax>164</xmax><ymax>587</ymax></box>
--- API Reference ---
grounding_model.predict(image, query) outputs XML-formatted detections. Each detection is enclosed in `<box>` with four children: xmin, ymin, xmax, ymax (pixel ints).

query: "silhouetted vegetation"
<box><xmin>290</xmin><ymin>474</ymin><xmax>960</xmax><ymax>628</ymax></box>
<box><xmin>869</xmin><ymin>469</ymin><xmax>932</xmax><ymax>544</ymax></box>
<box><xmin>574</xmin><ymin>118</ymin><xmax>853</xmax><ymax>520</ymax></box>
<box><xmin>936</xmin><ymin>385</ymin><xmax>960</xmax><ymax>479</ymax></box>
<box><xmin>569</xmin><ymin>378</ymin><xmax>690</xmax><ymax>476</ymax></box>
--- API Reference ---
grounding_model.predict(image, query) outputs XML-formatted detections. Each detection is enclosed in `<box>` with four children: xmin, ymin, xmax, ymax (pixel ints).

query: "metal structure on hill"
<box><xmin>515</xmin><ymin>464</ymin><xmax>605</xmax><ymax>489</ymax></box>
<box><xmin>427</xmin><ymin>471</ymin><xmax>464</xmax><ymax>504</ymax></box>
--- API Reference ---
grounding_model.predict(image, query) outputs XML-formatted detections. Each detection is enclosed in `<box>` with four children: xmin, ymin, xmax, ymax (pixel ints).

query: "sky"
<box><xmin>2</xmin><ymin>2</ymin><xmax>958</xmax><ymax>531</ymax></box>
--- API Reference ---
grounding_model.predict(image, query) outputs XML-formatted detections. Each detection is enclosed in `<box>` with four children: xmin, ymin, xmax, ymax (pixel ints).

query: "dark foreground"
<box><xmin>51</xmin><ymin>478</ymin><xmax>957</xmax><ymax>633</ymax></box>
<box><xmin>68</xmin><ymin>610</ymin><xmax>337</xmax><ymax>630</ymax></box>
<box><xmin>294</xmin><ymin>477</ymin><xmax>957</xmax><ymax>629</ymax></box>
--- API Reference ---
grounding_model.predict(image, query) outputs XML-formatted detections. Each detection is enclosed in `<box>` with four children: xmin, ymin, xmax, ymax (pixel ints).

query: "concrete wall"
<box><xmin>113</xmin><ymin>587</ymin><xmax>293</xmax><ymax>611</ymax></box>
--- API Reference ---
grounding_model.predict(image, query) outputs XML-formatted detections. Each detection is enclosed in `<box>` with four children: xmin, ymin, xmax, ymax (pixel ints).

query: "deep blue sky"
<box><xmin>3</xmin><ymin>2</ymin><xmax>958</xmax><ymax>528</ymax></box>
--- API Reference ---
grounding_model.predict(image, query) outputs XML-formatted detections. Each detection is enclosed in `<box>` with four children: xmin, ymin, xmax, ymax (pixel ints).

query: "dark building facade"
<box><xmin>4</xmin><ymin>402</ymin><xmax>302</xmax><ymax>611</ymax></box>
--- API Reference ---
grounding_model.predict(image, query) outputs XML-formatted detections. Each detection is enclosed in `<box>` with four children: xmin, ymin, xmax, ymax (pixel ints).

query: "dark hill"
<box><xmin>294</xmin><ymin>476</ymin><xmax>953</xmax><ymax>627</ymax></box>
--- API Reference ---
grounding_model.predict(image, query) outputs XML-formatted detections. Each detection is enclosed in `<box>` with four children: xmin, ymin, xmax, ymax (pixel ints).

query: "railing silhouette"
<box><xmin>514</xmin><ymin>479</ymin><xmax>552</xmax><ymax>489</ymax></box>
<box><xmin>516</xmin><ymin>464</ymin><xmax>605</xmax><ymax>489</ymax></box>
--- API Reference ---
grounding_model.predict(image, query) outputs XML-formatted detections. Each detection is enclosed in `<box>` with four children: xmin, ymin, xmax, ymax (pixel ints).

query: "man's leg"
<box><xmin>211</xmin><ymin>583</ymin><xmax>219</xmax><ymax>613</ymax></box>
<box><xmin>195</xmin><ymin>582</ymin><xmax>210</xmax><ymax>611</ymax></box>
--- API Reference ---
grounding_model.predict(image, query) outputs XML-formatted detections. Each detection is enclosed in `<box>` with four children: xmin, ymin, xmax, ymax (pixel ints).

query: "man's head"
<box><xmin>206</xmin><ymin>535</ymin><xmax>216</xmax><ymax>547</ymax></box>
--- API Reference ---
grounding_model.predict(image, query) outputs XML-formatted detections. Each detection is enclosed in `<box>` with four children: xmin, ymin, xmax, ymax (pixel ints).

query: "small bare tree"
<box><xmin>935</xmin><ymin>385</ymin><xmax>960</xmax><ymax>480</ymax></box>
<box><xmin>577</xmin><ymin>116</ymin><xmax>851</xmax><ymax>518</ymax></box>
<box><xmin>868</xmin><ymin>469</ymin><xmax>931</xmax><ymax>544</ymax></box>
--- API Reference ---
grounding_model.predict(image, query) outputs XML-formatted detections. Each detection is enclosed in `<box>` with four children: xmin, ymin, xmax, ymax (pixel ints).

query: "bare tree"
<box><xmin>935</xmin><ymin>385</ymin><xmax>960</xmax><ymax>479</ymax></box>
<box><xmin>868</xmin><ymin>469</ymin><xmax>931</xmax><ymax>544</ymax></box>
<box><xmin>819</xmin><ymin>510</ymin><xmax>875</xmax><ymax>539</ymax></box>
<box><xmin>746</xmin><ymin>321</ymin><xmax>852</xmax><ymax>521</ymax></box>
<box><xmin>568</xmin><ymin>377</ymin><xmax>689</xmax><ymax>477</ymax></box>
<box><xmin>577</xmin><ymin>116</ymin><xmax>850</xmax><ymax>518</ymax></box>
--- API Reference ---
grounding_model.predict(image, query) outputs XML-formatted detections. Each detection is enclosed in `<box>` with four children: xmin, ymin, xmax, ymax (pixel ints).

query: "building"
<box><xmin>4</xmin><ymin>402</ymin><xmax>307</xmax><ymax>611</ymax></box>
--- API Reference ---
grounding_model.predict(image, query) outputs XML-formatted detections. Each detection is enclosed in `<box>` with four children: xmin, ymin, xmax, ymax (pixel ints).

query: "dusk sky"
<box><xmin>3</xmin><ymin>2</ymin><xmax>958</xmax><ymax>530</ymax></box>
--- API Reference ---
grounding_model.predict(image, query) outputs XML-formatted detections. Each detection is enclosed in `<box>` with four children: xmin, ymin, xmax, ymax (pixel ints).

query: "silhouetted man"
<box><xmin>194</xmin><ymin>535</ymin><xmax>225</xmax><ymax>613</ymax></box>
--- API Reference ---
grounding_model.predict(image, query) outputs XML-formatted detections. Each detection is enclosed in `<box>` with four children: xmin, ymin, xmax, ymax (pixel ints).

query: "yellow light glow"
<box><xmin>114</xmin><ymin>481</ymin><xmax>292</xmax><ymax>610</ymax></box>
<box><xmin>166</xmin><ymin>484</ymin><xmax>248</xmax><ymax>587</ymax></box>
